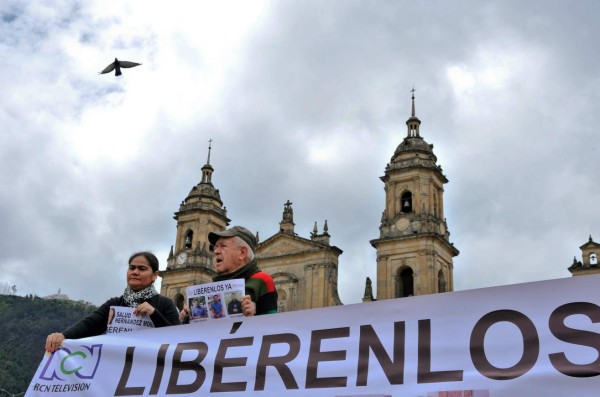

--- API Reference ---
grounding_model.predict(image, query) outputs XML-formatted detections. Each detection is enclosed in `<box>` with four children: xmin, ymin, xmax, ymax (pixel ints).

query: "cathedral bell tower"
<box><xmin>568</xmin><ymin>235</ymin><xmax>600</xmax><ymax>276</ymax></box>
<box><xmin>159</xmin><ymin>141</ymin><xmax>230</xmax><ymax>309</ymax></box>
<box><xmin>370</xmin><ymin>91</ymin><xmax>459</xmax><ymax>299</ymax></box>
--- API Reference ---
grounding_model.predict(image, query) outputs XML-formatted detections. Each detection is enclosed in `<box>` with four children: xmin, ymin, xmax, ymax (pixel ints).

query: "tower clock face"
<box><xmin>395</xmin><ymin>218</ymin><xmax>409</xmax><ymax>231</ymax></box>
<box><xmin>176</xmin><ymin>252</ymin><xmax>188</xmax><ymax>265</ymax></box>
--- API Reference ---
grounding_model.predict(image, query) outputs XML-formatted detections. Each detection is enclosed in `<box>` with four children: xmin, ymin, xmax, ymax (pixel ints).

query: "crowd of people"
<box><xmin>45</xmin><ymin>226</ymin><xmax>277</xmax><ymax>352</ymax></box>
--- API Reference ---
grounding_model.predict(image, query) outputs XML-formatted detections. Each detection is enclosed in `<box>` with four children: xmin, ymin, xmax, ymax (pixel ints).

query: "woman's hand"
<box><xmin>242</xmin><ymin>295</ymin><xmax>256</xmax><ymax>316</ymax></box>
<box><xmin>46</xmin><ymin>332</ymin><xmax>65</xmax><ymax>353</ymax></box>
<box><xmin>133</xmin><ymin>302</ymin><xmax>155</xmax><ymax>317</ymax></box>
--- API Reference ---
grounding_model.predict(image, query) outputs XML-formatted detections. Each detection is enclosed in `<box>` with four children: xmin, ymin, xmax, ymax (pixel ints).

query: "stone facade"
<box><xmin>160</xmin><ymin>94</ymin><xmax>458</xmax><ymax>311</ymax></box>
<box><xmin>256</xmin><ymin>202</ymin><xmax>342</xmax><ymax>312</ymax></box>
<box><xmin>568</xmin><ymin>235</ymin><xmax>600</xmax><ymax>276</ymax></box>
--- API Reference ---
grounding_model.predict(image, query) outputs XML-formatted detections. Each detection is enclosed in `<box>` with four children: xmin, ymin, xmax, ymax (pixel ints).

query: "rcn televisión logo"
<box><xmin>39</xmin><ymin>344</ymin><xmax>103</xmax><ymax>381</ymax></box>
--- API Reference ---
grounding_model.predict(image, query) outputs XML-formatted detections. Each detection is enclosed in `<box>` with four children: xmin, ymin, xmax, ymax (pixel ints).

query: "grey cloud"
<box><xmin>1</xmin><ymin>1</ymin><xmax>599</xmax><ymax>306</ymax></box>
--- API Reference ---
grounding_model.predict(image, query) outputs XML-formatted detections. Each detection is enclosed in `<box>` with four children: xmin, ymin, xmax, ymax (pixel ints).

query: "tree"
<box><xmin>0</xmin><ymin>282</ymin><xmax>16</xmax><ymax>295</ymax></box>
<box><xmin>0</xmin><ymin>295</ymin><xmax>96</xmax><ymax>394</ymax></box>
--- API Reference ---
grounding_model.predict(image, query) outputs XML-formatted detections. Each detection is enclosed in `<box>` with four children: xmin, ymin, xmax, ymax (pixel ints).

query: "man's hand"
<box><xmin>242</xmin><ymin>295</ymin><xmax>256</xmax><ymax>316</ymax></box>
<box><xmin>179</xmin><ymin>305</ymin><xmax>190</xmax><ymax>323</ymax></box>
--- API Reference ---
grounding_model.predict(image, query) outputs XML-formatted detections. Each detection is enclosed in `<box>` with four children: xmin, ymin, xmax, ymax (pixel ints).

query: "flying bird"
<box><xmin>99</xmin><ymin>58</ymin><xmax>142</xmax><ymax>76</ymax></box>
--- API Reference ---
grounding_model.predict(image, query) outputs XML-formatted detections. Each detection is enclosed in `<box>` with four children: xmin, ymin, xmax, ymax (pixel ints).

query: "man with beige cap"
<box><xmin>180</xmin><ymin>226</ymin><xmax>277</xmax><ymax>322</ymax></box>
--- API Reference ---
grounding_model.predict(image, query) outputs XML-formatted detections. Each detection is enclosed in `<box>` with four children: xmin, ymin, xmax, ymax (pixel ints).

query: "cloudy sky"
<box><xmin>1</xmin><ymin>1</ymin><xmax>599</xmax><ymax>306</ymax></box>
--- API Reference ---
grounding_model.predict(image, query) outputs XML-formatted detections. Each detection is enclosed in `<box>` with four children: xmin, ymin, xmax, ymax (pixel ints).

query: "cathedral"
<box><xmin>159</xmin><ymin>94</ymin><xmax>459</xmax><ymax>311</ymax></box>
<box><xmin>568</xmin><ymin>235</ymin><xmax>600</xmax><ymax>276</ymax></box>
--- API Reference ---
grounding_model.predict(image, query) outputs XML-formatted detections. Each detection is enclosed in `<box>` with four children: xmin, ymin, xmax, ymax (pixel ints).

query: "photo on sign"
<box><xmin>208</xmin><ymin>294</ymin><xmax>226</xmax><ymax>319</ymax></box>
<box><xmin>427</xmin><ymin>390</ymin><xmax>490</xmax><ymax>397</ymax></box>
<box><xmin>335</xmin><ymin>394</ymin><xmax>391</xmax><ymax>397</ymax></box>
<box><xmin>107</xmin><ymin>307</ymin><xmax>116</xmax><ymax>326</ymax></box>
<box><xmin>188</xmin><ymin>296</ymin><xmax>208</xmax><ymax>320</ymax></box>
<box><xmin>225</xmin><ymin>290</ymin><xmax>244</xmax><ymax>316</ymax></box>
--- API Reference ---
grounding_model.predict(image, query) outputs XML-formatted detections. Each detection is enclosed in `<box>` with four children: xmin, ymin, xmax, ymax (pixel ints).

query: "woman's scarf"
<box><xmin>122</xmin><ymin>284</ymin><xmax>158</xmax><ymax>308</ymax></box>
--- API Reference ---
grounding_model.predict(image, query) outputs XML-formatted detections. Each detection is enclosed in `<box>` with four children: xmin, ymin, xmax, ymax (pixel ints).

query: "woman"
<box><xmin>45</xmin><ymin>251</ymin><xmax>180</xmax><ymax>352</ymax></box>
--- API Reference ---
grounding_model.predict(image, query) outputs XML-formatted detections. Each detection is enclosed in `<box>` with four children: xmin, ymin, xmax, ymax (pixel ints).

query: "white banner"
<box><xmin>26</xmin><ymin>275</ymin><xmax>600</xmax><ymax>396</ymax></box>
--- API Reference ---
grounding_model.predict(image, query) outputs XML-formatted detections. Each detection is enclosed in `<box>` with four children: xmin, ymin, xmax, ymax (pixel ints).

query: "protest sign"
<box><xmin>186</xmin><ymin>279</ymin><xmax>245</xmax><ymax>322</ymax></box>
<box><xmin>106</xmin><ymin>306</ymin><xmax>155</xmax><ymax>334</ymax></box>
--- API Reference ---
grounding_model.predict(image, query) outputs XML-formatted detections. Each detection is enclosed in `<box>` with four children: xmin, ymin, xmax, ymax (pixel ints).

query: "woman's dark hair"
<box><xmin>128</xmin><ymin>251</ymin><xmax>159</xmax><ymax>272</ymax></box>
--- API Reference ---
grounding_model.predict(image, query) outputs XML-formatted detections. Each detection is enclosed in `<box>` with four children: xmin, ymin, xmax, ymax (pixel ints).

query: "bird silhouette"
<box><xmin>99</xmin><ymin>58</ymin><xmax>141</xmax><ymax>76</ymax></box>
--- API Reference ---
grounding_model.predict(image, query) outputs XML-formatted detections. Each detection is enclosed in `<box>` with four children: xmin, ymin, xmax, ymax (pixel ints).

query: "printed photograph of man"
<box><xmin>107</xmin><ymin>307</ymin><xmax>116</xmax><ymax>326</ymax></box>
<box><xmin>189</xmin><ymin>297</ymin><xmax>208</xmax><ymax>319</ymax></box>
<box><xmin>209</xmin><ymin>294</ymin><xmax>225</xmax><ymax>318</ymax></box>
<box><xmin>225</xmin><ymin>291</ymin><xmax>243</xmax><ymax>315</ymax></box>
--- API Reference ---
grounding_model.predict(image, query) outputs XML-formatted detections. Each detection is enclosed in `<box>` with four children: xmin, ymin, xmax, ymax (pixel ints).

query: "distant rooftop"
<box><xmin>44</xmin><ymin>288</ymin><xmax>69</xmax><ymax>301</ymax></box>
<box><xmin>43</xmin><ymin>288</ymin><xmax>93</xmax><ymax>305</ymax></box>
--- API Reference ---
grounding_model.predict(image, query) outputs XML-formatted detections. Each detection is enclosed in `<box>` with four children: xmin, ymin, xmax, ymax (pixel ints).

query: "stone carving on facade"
<box><xmin>362</xmin><ymin>277</ymin><xmax>374</xmax><ymax>302</ymax></box>
<box><xmin>282</xmin><ymin>200</ymin><xmax>294</xmax><ymax>221</ymax></box>
<box><xmin>260</xmin><ymin>237</ymin><xmax>315</xmax><ymax>258</ymax></box>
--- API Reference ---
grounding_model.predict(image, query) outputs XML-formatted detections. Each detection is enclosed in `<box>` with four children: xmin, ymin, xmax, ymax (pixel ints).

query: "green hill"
<box><xmin>0</xmin><ymin>295</ymin><xmax>96</xmax><ymax>395</ymax></box>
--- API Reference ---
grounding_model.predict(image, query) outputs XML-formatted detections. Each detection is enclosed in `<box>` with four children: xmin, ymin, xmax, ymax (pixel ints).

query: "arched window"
<box><xmin>272</xmin><ymin>272</ymin><xmax>298</xmax><ymax>312</ymax></box>
<box><xmin>174</xmin><ymin>293</ymin><xmax>184</xmax><ymax>311</ymax></box>
<box><xmin>395</xmin><ymin>267</ymin><xmax>414</xmax><ymax>298</ymax></box>
<box><xmin>438</xmin><ymin>270</ymin><xmax>446</xmax><ymax>293</ymax></box>
<box><xmin>184</xmin><ymin>230</ymin><xmax>193</xmax><ymax>249</ymax></box>
<box><xmin>277</xmin><ymin>289</ymin><xmax>288</xmax><ymax>312</ymax></box>
<box><xmin>401</xmin><ymin>191</ymin><xmax>413</xmax><ymax>213</ymax></box>
<box><xmin>590</xmin><ymin>253</ymin><xmax>598</xmax><ymax>266</ymax></box>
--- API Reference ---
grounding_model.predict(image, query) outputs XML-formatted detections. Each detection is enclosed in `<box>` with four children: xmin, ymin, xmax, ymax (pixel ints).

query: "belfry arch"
<box><xmin>395</xmin><ymin>267</ymin><xmax>414</xmax><ymax>298</ymax></box>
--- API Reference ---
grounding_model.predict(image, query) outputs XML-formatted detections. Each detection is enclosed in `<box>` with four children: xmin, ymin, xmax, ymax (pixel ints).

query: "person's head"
<box><xmin>231</xmin><ymin>292</ymin><xmax>238</xmax><ymax>301</ymax></box>
<box><xmin>213</xmin><ymin>295</ymin><xmax>220</xmax><ymax>302</ymax></box>
<box><xmin>208</xmin><ymin>226</ymin><xmax>256</xmax><ymax>274</ymax></box>
<box><xmin>192</xmin><ymin>299</ymin><xmax>199</xmax><ymax>307</ymax></box>
<box><xmin>127</xmin><ymin>251</ymin><xmax>159</xmax><ymax>292</ymax></box>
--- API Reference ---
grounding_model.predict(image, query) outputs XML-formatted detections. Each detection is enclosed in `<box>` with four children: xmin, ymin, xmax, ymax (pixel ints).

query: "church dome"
<box><xmin>393</xmin><ymin>135</ymin><xmax>435</xmax><ymax>158</ymax></box>
<box><xmin>186</xmin><ymin>181</ymin><xmax>222</xmax><ymax>203</ymax></box>
<box><xmin>176</xmin><ymin>142</ymin><xmax>227</xmax><ymax>215</ymax></box>
<box><xmin>385</xmin><ymin>92</ymin><xmax>445</xmax><ymax>179</ymax></box>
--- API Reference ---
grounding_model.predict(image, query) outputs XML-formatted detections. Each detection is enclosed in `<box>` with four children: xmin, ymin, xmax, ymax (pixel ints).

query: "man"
<box><xmin>209</xmin><ymin>295</ymin><xmax>225</xmax><ymax>318</ymax></box>
<box><xmin>191</xmin><ymin>299</ymin><xmax>207</xmax><ymax>319</ymax></box>
<box><xmin>178</xmin><ymin>226</ymin><xmax>277</xmax><ymax>322</ymax></box>
<box><xmin>227</xmin><ymin>292</ymin><xmax>242</xmax><ymax>314</ymax></box>
<box><xmin>210</xmin><ymin>226</ymin><xmax>277</xmax><ymax>316</ymax></box>
<box><xmin>208</xmin><ymin>226</ymin><xmax>277</xmax><ymax>316</ymax></box>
